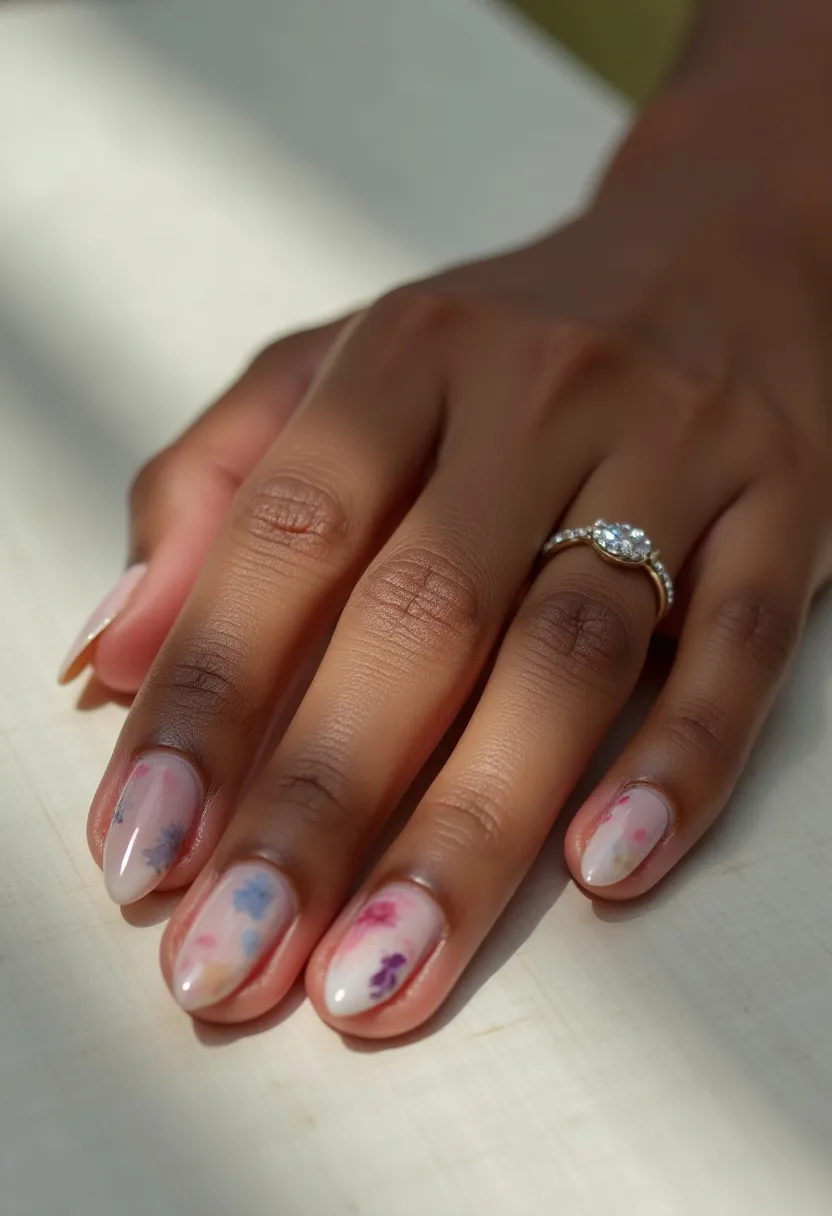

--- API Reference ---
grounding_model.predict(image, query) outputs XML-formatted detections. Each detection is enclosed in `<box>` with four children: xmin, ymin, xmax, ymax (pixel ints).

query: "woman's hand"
<box><xmin>72</xmin><ymin>41</ymin><xmax>832</xmax><ymax>1036</ymax></box>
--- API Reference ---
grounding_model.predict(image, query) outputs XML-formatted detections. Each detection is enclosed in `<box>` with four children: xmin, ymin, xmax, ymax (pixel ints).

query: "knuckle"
<box><xmin>660</xmin><ymin>375</ymin><xmax>728</xmax><ymax>430</ymax></box>
<box><xmin>147</xmin><ymin>634</ymin><xmax>247</xmax><ymax>733</ymax></box>
<box><xmin>516</xmin><ymin>583</ymin><xmax>637</xmax><ymax>691</ymax></box>
<box><xmin>709</xmin><ymin>589</ymin><xmax>799</xmax><ymax>672</ymax></box>
<box><xmin>232</xmin><ymin>471</ymin><xmax>350</xmax><ymax>565</ymax></box>
<box><xmin>367</xmin><ymin>286</ymin><xmax>455</xmax><ymax>351</ymax></box>
<box><xmin>661</xmin><ymin>699</ymin><xmax>733</xmax><ymax>767</ymax></box>
<box><xmin>353</xmin><ymin>547</ymin><xmax>486</xmax><ymax>659</ymax></box>
<box><xmin>514</xmin><ymin>319</ymin><xmax>619</xmax><ymax>426</ymax></box>
<box><xmin>129</xmin><ymin>447</ymin><xmax>177</xmax><ymax>512</ymax></box>
<box><xmin>261</xmin><ymin>753</ymin><xmax>360</xmax><ymax>845</ymax></box>
<box><xmin>423</xmin><ymin>782</ymin><xmax>508</xmax><ymax>859</ymax></box>
<box><xmin>246</xmin><ymin>338</ymin><xmax>285</xmax><ymax>376</ymax></box>
<box><xmin>765</xmin><ymin>424</ymin><xmax>822</xmax><ymax>485</ymax></box>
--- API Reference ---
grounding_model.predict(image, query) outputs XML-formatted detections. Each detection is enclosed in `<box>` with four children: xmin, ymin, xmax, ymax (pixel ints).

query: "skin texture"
<box><xmin>71</xmin><ymin>0</ymin><xmax>832</xmax><ymax>1037</ymax></box>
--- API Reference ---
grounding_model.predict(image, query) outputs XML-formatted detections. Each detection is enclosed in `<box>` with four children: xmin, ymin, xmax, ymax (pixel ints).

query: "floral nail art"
<box><xmin>324</xmin><ymin>883</ymin><xmax>444</xmax><ymax>1018</ymax></box>
<box><xmin>102</xmin><ymin>752</ymin><xmax>202</xmax><ymax>905</ymax></box>
<box><xmin>172</xmin><ymin>862</ymin><xmax>294</xmax><ymax>1013</ymax></box>
<box><xmin>232</xmin><ymin>872</ymin><xmax>276</xmax><ymax>921</ymax></box>
<box><xmin>580</xmin><ymin>787</ymin><xmax>670</xmax><ymax>887</ymax></box>
<box><xmin>142</xmin><ymin>824</ymin><xmax>187</xmax><ymax>874</ymax></box>
<box><xmin>111</xmin><ymin>763</ymin><xmax>150</xmax><ymax>826</ymax></box>
<box><xmin>240</xmin><ymin>929</ymin><xmax>262</xmax><ymax>958</ymax></box>
<box><xmin>369</xmin><ymin>952</ymin><xmax>408</xmax><ymax>1002</ymax></box>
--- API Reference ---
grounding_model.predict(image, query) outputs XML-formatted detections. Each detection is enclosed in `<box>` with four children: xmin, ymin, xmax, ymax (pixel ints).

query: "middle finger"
<box><xmin>88</xmin><ymin>299</ymin><xmax>445</xmax><ymax>904</ymax></box>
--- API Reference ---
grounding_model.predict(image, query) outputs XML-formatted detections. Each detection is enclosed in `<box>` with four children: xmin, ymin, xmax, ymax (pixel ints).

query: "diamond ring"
<box><xmin>539</xmin><ymin>520</ymin><xmax>674</xmax><ymax>621</ymax></box>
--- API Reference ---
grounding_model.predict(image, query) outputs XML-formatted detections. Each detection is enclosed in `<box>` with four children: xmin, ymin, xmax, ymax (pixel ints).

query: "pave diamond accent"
<box><xmin>539</xmin><ymin>519</ymin><xmax>675</xmax><ymax>619</ymax></box>
<box><xmin>592</xmin><ymin>521</ymin><xmax>652</xmax><ymax>564</ymax></box>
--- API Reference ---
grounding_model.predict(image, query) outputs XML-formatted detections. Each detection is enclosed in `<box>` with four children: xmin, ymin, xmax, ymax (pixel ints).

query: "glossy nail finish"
<box><xmin>324</xmin><ymin>882</ymin><xmax>444</xmax><ymax>1018</ymax></box>
<box><xmin>103</xmin><ymin>752</ymin><xmax>201</xmax><ymax>904</ymax></box>
<box><xmin>58</xmin><ymin>563</ymin><xmax>147</xmax><ymax>684</ymax></box>
<box><xmin>173</xmin><ymin>862</ymin><xmax>294</xmax><ymax>1012</ymax></box>
<box><xmin>581</xmin><ymin>787</ymin><xmax>670</xmax><ymax>887</ymax></box>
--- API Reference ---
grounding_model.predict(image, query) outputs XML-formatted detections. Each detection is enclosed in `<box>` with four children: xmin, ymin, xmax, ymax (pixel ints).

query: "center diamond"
<box><xmin>592</xmin><ymin>521</ymin><xmax>652</xmax><ymax>564</ymax></box>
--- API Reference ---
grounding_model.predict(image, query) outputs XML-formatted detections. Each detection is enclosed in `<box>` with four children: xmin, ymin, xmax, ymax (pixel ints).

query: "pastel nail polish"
<box><xmin>103</xmin><ymin>751</ymin><xmax>201</xmax><ymax>904</ymax></box>
<box><xmin>58</xmin><ymin>563</ymin><xmax>147</xmax><ymax>684</ymax></box>
<box><xmin>324</xmin><ymin>882</ymin><xmax>444</xmax><ymax>1018</ymax></box>
<box><xmin>581</xmin><ymin>787</ymin><xmax>670</xmax><ymax>887</ymax></box>
<box><xmin>173</xmin><ymin>862</ymin><xmax>294</xmax><ymax>1012</ymax></box>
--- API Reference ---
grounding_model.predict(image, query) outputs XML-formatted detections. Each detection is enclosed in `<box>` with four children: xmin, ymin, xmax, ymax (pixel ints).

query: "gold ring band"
<box><xmin>539</xmin><ymin>520</ymin><xmax>673</xmax><ymax>623</ymax></box>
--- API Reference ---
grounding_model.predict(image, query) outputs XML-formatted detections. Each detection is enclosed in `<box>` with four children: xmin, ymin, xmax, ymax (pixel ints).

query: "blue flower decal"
<box><xmin>112</xmin><ymin>794</ymin><xmax>131</xmax><ymax>826</ymax></box>
<box><xmin>141</xmin><ymin>824</ymin><xmax>186</xmax><ymax>874</ymax></box>
<box><xmin>369</xmin><ymin>952</ymin><xmax>407</xmax><ymax>1002</ymax></box>
<box><xmin>240</xmin><ymin>929</ymin><xmax>262</xmax><ymax>959</ymax></box>
<box><xmin>232</xmin><ymin>873</ymin><xmax>275</xmax><ymax>921</ymax></box>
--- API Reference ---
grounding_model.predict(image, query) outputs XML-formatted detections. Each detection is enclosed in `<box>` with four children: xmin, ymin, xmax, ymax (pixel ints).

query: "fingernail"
<box><xmin>581</xmin><ymin>787</ymin><xmax>670</xmax><ymax>887</ymax></box>
<box><xmin>58</xmin><ymin>563</ymin><xmax>147</xmax><ymax>684</ymax></box>
<box><xmin>324</xmin><ymin>882</ymin><xmax>444</xmax><ymax>1017</ymax></box>
<box><xmin>172</xmin><ymin>861</ymin><xmax>295</xmax><ymax>1012</ymax></box>
<box><xmin>103</xmin><ymin>751</ymin><xmax>202</xmax><ymax>904</ymax></box>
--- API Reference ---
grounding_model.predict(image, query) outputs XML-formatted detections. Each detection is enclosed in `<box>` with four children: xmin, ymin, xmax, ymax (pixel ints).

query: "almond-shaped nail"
<box><xmin>581</xmin><ymin>787</ymin><xmax>670</xmax><ymax>887</ymax></box>
<box><xmin>103</xmin><ymin>751</ymin><xmax>201</xmax><ymax>904</ymax></box>
<box><xmin>172</xmin><ymin>862</ymin><xmax>294</xmax><ymax>1012</ymax></box>
<box><xmin>324</xmin><ymin>882</ymin><xmax>444</xmax><ymax>1017</ymax></box>
<box><xmin>58</xmin><ymin>563</ymin><xmax>147</xmax><ymax>684</ymax></box>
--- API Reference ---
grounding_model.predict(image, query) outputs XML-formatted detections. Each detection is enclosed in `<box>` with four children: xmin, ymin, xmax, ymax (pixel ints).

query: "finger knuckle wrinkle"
<box><xmin>519</xmin><ymin>587</ymin><xmax>634</xmax><ymax>687</ymax></box>
<box><xmin>234</xmin><ymin>472</ymin><xmax>349</xmax><ymax>562</ymax></box>
<box><xmin>425</xmin><ymin>785</ymin><xmax>507</xmax><ymax>857</ymax></box>
<box><xmin>710</xmin><ymin>589</ymin><xmax>797</xmax><ymax>672</ymax></box>
<box><xmin>662</xmin><ymin>700</ymin><xmax>732</xmax><ymax>765</ymax></box>
<box><xmin>357</xmin><ymin>548</ymin><xmax>485</xmax><ymax>655</ymax></box>
<box><xmin>264</xmin><ymin>756</ymin><xmax>358</xmax><ymax>839</ymax></box>
<box><xmin>151</xmin><ymin>640</ymin><xmax>244</xmax><ymax>724</ymax></box>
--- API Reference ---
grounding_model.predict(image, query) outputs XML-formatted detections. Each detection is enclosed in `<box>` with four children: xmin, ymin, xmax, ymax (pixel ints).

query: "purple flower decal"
<box><xmin>232</xmin><ymin>873</ymin><xmax>275</xmax><ymax>921</ymax></box>
<box><xmin>369</xmin><ymin>952</ymin><xmax>407</xmax><ymax>1002</ymax></box>
<box><xmin>141</xmin><ymin>823</ymin><xmax>186</xmax><ymax>873</ymax></box>
<box><xmin>240</xmin><ymin>928</ymin><xmax>261</xmax><ymax>959</ymax></box>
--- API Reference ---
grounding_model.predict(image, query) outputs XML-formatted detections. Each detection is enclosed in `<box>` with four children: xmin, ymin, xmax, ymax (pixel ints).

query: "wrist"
<box><xmin>595</xmin><ymin>46</ymin><xmax>832</xmax><ymax>239</ymax></box>
<box><xmin>675</xmin><ymin>0</ymin><xmax>832</xmax><ymax>95</ymax></box>
<box><xmin>603</xmin><ymin>0</ymin><xmax>832</xmax><ymax>211</ymax></box>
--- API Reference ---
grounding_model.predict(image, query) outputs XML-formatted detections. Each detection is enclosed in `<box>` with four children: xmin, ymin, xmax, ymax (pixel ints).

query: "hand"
<box><xmin>75</xmin><ymin>71</ymin><xmax>832</xmax><ymax>1037</ymax></box>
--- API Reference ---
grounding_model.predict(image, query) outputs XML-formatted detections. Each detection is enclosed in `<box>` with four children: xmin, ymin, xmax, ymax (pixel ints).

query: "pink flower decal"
<box><xmin>195</xmin><ymin>934</ymin><xmax>217</xmax><ymax>949</ymax></box>
<box><xmin>634</xmin><ymin>828</ymin><xmax>647</xmax><ymax>843</ymax></box>
<box><xmin>355</xmin><ymin>900</ymin><xmax>398</xmax><ymax>930</ymax></box>
<box><xmin>132</xmin><ymin>763</ymin><xmax>151</xmax><ymax>780</ymax></box>
<box><xmin>339</xmin><ymin>898</ymin><xmax>400</xmax><ymax>955</ymax></box>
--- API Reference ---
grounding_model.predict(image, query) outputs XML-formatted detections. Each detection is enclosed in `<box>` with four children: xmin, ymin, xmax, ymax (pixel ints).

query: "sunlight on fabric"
<box><xmin>0</xmin><ymin>5</ymin><xmax>420</xmax><ymax>614</ymax></box>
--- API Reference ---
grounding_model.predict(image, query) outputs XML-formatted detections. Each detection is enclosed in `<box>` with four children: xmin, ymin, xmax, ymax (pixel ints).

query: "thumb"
<box><xmin>58</xmin><ymin>319</ymin><xmax>345</xmax><ymax>693</ymax></box>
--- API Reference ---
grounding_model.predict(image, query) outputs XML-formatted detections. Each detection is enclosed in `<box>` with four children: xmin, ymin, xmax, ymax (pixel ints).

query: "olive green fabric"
<box><xmin>510</xmin><ymin>0</ymin><xmax>693</xmax><ymax>101</ymax></box>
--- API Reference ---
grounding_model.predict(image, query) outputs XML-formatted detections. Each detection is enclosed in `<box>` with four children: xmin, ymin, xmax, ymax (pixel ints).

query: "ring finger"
<box><xmin>304</xmin><ymin>475</ymin><xmax>699</xmax><ymax>1035</ymax></box>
